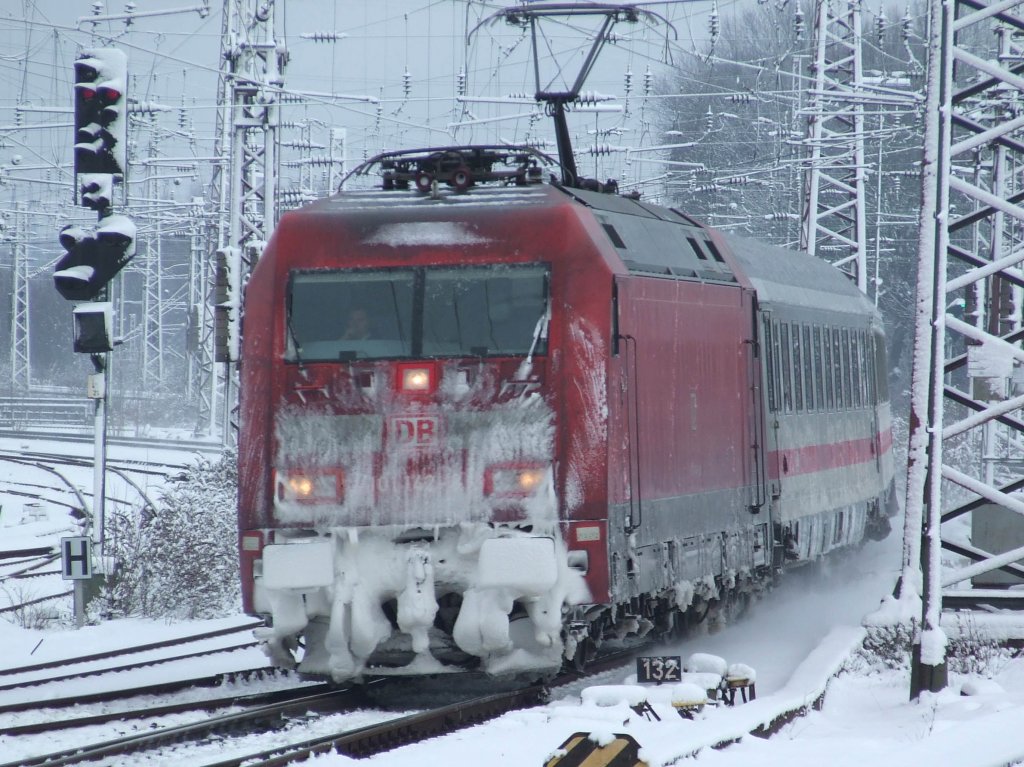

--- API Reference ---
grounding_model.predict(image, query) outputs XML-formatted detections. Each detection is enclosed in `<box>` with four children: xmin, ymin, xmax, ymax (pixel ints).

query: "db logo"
<box><xmin>389</xmin><ymin>415</ymin><xmax>440</xmax><ymax>448</ymax></box>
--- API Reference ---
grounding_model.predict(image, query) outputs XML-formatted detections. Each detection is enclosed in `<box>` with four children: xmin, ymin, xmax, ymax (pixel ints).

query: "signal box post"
<box><xmin>54</xmin><ymin>48</ymin><xmax>133</xmax><ymax>598</ymax></box>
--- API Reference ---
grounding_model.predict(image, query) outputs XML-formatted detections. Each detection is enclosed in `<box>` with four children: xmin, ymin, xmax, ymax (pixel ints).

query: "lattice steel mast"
<box><xmin>801</xmin><ymin>0</ymin><xmax>868</xmax><ymax>292</ymax></box>
<box><xmin>200</xmin><ymin>0</ymin><xmax>287</xmax><ymax>437</ymax></box>
<box><xmin>9</xmin><ymin>203</ymin><xmax>30</xmax><ymax>391</ymax></box>
<box><xmin>905</xmin><ymin>0</ymin><xmax>1024</xmax><ymax>697</ymax></box>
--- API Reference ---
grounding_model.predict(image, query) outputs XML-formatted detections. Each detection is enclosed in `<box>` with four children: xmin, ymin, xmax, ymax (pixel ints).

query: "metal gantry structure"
<box><xmin>192</xmin><ymin>0</ymin><xmax>287</xmax><ymax>438</ymax></box>
<box><xmin>801</xmin><ymin>0</ymin><xmax>869</xmax><ymax>293</ymax></box>
<box><xmin>9</xmin><ymin>203</ymin><xmax>30</xmax><ymax>391</ymax></box>
<box><xmin>905</xmin><ymin>0</ymin><xmax>1024</xmax><ymax>696</ymax></box>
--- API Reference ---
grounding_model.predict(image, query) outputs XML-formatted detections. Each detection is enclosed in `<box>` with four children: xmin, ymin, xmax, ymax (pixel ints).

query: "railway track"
<box><xmin>0</xmin><ymin>635</ymin><xmax>849</xmax><ymax>767</ymax></box>
<box><xmin>0</xmin><ymin>619</ymin><xmax>262</xmax><ymax>683</ymax></box>
<box><xmin>0</xmin><ymin>666</ymin><xmax>290</xmax><ymax>716</ymax></box>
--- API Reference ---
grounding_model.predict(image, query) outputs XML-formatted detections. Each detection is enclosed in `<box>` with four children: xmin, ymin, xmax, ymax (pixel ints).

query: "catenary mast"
<box><xmin>201</xmin><ymin>0</ymin><xmax>286</xmax><ymax>439</ymax></box>
<box><xmin>904</xmin><ymin>0</ymin><xmax>1024</xmax><ymax>697</ymax></box>
<box><xmin>801</xmin><ymin>0</ymin><xmax>868</xmax><ymax>293</ymax></box>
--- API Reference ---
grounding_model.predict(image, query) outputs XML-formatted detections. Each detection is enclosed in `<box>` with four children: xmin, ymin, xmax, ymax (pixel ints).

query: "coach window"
<box><xmin>764</xmin><ymin>319</ymin><xmax>778</xmax><ymax>411</ymax></box>
<box><xmin>813</xmin><ymin>327</ymin><xmax>824</xmax><ymax>412</ymax></box>
<box><xmin>864</xmin><ymin>332</ymin><xmax>875</xmax><ymax>404</ymax></box>
<box><xmin>780</xmin><ymin>323</ymin><xmax>793</xmax><ymax>413</ymax></box>
<box><xmin>851</xmin><ymin>329</ymin><xmax>860</xmax><ymax>407</ymax></box>
<box><xmin>840</xmin><ymin>329</ymin><xmax>850</xmax><ymax>408</ymax></box>
<box><xmin>847</xmin><ymin>331</ymin><xmax>856</xmax><ymax>408</ymax></box>
<box><xmin>832</xmin><ymin>328</ymin><xmax>845</xmax><ymax>409</ymax></box>
<box><xmin>823</xmin><ymin>328</ymin><xmax>834</xmax><ymax>410</ymax></box>
<box><xmin>802</xmin><ymin>325</ymin><xmax>814</xmax><ymax>412</ymax></box>
<box><xmin>790</xmin><ymin>323</ymin><xmax>798</xmax><ymax>413</ymax></box>
<box><xmin>860</xmin><ymin>331</ymin><xmax>868</xmax><ymax>407</ymax></box>
<box><xmin>772</xmin><ymin>320</ymin><xmax>784</xmax><ymax>412</ymax></box>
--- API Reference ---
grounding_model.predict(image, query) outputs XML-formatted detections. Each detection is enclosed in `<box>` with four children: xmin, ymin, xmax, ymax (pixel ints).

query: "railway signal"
<box><xmin>79</xmin><ymin>173</ymin><xmax>113</xmax><ymax>212</ymax></box>
<box><xmin>73</xmin><ymin>49</ymin><xmax>127</xmax><ymax>177</ymax></box>
<box><xmin>53</xmin><ymin>215</ymin><xmax>136</xmax><ymax>303</ymax></box>
<box><xmin>72</xmin><ymin>302</ymin><xmax>114</xmax><ymax>354</ymax></box>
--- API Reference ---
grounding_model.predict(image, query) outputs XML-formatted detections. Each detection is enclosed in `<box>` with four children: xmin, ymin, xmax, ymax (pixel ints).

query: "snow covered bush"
<box><xmin>854</xmin><ymin>624</ymin><xmax>914</xmax><ymax>671</ymax></box>
<box><xmin>100</xmin><ymin>449</ymin><xmax>240</xmax><ymax>619</ymax></box>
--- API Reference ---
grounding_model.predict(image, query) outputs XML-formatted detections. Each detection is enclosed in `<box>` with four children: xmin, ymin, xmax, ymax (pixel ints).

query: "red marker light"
<box><xmin>396</xmin><ymin>362</ymin><xmax>437</xmax><ymax>394</ymax></box>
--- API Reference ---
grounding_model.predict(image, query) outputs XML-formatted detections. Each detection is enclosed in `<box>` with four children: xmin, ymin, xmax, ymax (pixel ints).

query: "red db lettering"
<box><xmin>390</xmin><ymin>416</ymin><xmax>439</xmax><ymax>448</ymax></box>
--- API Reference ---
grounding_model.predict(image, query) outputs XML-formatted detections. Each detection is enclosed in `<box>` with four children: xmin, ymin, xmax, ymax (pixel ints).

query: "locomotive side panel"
<box><xmin>607</xmin><ymin>275</ymin><xmax>767</xmax><ymax>600</ymax></box>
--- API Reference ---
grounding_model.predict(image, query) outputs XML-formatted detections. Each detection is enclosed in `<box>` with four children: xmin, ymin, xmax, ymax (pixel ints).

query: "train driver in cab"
<box><xmin>343</xmin><ymin>306</ymin><xmax>372</xmax><ymax>340</ymax></box>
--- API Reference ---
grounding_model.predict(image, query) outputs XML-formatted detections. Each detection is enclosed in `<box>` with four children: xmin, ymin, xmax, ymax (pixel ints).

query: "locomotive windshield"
<box><xmin>286</xmin><ymin>263</ymin><xmax>549</xmax><ymax>361</ymax></box>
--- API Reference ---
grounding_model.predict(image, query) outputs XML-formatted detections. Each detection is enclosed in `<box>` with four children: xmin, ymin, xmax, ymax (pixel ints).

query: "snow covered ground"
<box><xmin>4</xmin><ymin>522</ymin><xmax>1024</xmax><ymax>765</ymax></box>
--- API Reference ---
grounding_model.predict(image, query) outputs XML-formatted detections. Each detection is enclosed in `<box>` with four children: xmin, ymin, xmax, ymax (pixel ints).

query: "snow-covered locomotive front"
<box><xmin>238</xmin><ymin>150</ymin><xmax>617</xmax><ymax>679</ymax></box>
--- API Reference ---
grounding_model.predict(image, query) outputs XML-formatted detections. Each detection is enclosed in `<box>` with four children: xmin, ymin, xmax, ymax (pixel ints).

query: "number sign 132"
<box><xmin>636</xmin><ymin>655</ymin><xmax>681</xmax><ymax>684</ymax></box>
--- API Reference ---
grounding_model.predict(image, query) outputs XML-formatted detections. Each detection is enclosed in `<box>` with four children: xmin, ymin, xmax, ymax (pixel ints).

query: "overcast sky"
<box><xmin>0</xmin><ymin>0</ymin><xmax>729</xmax><ymax>219</ymax></box>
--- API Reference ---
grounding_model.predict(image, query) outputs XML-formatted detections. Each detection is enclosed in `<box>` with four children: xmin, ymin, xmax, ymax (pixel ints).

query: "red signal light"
<box><xmin>396</xmin><ymin>362</ymin><xmax>438</xmax><ymax>395</ymax></box>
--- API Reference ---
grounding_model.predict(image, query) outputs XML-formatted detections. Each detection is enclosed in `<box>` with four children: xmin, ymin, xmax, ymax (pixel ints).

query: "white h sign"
<box><xmin>61</xmin><ymin>536</ymin><xmax>93</xmax><ymax>580</ymax></box>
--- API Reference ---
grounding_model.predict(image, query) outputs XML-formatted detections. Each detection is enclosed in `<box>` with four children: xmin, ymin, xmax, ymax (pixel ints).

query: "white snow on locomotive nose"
<box><xmin>363</xmin><ymin>221</ymin><xmax>490</xmax><ymax>246</ymax></box>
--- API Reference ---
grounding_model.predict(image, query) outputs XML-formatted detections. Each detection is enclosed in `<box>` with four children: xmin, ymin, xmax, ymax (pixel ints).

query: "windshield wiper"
<box><xmin>285</xmin><ymin>294</ymin><xmax>306</xmax><ymax>370</ymax></box>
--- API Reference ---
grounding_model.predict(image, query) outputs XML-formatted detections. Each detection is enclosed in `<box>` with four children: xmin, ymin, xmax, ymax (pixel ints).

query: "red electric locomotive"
<box><xmin>237</xmin><ymin>146</ymin><xmax>896</xmax><ymax>681</ymax></box>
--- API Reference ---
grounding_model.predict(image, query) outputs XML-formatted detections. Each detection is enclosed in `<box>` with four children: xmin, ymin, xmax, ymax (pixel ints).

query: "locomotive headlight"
<box><xmin>400</xmin><ymin>366</ymin><xmax>432</xmax><ymax>392</ymax></box>
<box><xmin>485</xmin><ymin>463</ymin><xmax>548</xmax><ymax>497</ymax></box>
<box><xmin>275</xmin><ymin>468</ymin><xmax>345</xmax><ymax>504</ymax></box>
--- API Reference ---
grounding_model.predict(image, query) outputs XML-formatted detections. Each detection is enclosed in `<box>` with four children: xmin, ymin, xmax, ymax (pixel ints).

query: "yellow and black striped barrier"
<box><xmin>544</xmin><ymin>732</ymin><xmax>647</xmax><ymax>766</ymax></box>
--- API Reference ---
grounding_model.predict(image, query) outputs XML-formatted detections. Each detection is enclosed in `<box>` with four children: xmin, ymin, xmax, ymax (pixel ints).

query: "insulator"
<box><xmin>644</xmin><ymin>66</ymin><xmax>653</xmax><ymax>97</ymax></box>
<box><xmin>301</xmin><ymin>31</ymin><xmax>347</xmax><ymax>42</ymax></box>
<box><xmin>876</xmin><ymin>9</ymin><xmax>887</xmax><ymax>43</ymax></box>
<box><xmin>125</xmin><ymin>2</ymin><xmax>136</xmax><ymax>13</ymax></box>
<box><xmin>795</xmin><ymin>7</ymin><xmax>805</xmax><ymax>39</ymax></box>
<box><xmin>92</xmin><ymin>1</ymin><xmax>103</xmax><ymax>14</ymax></box>
<box><xmin>730</xmin><ymin>93</ymin><xmax>752</xmax><ymax>103</ymax></box>
<box><xmin>709</xmin><ymin>1</ymin><xmax>720</xmax><ymax>40</ymax></box>
<box><xmin>575</xmin><ymin>91</ymin><xmax>607</xmax><ymax>105</ymax></box>
<box><xmin>901</xmin><ymin>6</ymin><xmax>912</xmax><ymax>40</ymax></box>
<box><xmin>705</xmin><ymin>107</ymin><xmax>714</xmax><ymax>132</ymax></box>
<box><xmin>403</xmin><ymin>69</ymin><xmax>412</xmax><ymax>99</ymax></box>
<box><xmin>589</xmin><ymin>144</ymin><xmax>613</xmax><ymax>156</ymax></box>
<box><xmin>457</xmin><ymin>68</ymin><xmax>466</xmax><ymax>97</ymax></box>
<box><xmin>507</xmin><ymin>92</ymin><xmax>532</xmax><ymax>100</ymax></box>
<box><xmin>624</xmin><ymin>69</ymin><xmax>633</xmax><ymax>96</ymax></box>
<box><xmin>726</xmin><ymin>175</ymin><xmax>750</xmax><ymax>184</ymax></box>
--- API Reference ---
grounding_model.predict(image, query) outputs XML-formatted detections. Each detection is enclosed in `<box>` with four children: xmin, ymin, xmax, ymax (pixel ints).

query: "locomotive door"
<box><xmin>615</xmin><ymin>280</ymin><xmax>643</xmax><ymax>532</ymax></box>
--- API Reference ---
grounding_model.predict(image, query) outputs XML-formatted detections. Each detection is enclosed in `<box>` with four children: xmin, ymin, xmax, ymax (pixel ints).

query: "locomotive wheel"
<box><xmin>571</xmin><ymin>636</ymin><xmax>597</xmax><ymax>672</ymax></box>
